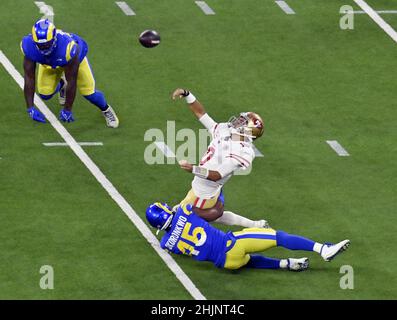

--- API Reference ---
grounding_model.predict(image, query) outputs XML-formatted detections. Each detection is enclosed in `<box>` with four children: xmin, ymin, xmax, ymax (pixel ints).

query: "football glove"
<box><xmin>27</xmin><ymin>106</ymin><xmax>46</xmax><ymax>123</ymax></box>
<box><xmin>59</xmin><ymin>109</ymin><xmax>75</xmax><ymax>122</ymax></box>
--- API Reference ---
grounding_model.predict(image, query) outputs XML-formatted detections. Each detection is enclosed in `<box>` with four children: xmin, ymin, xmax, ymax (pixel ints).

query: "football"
<box><xmin>139</xmin><ymin>30</ymin><xmax>160</xmax><ymax>48</ymax></box>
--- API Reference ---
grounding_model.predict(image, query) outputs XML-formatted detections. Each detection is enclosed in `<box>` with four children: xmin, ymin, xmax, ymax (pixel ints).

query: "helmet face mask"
<box><xmin>228</xmin><ymin>112</ymin><xmax>264</xmax><ymax>140</ymax></box>
<box><xmin>35</xmin><ymin>38</ymin><xmax>56</xmax><ymax>55</ymax></box>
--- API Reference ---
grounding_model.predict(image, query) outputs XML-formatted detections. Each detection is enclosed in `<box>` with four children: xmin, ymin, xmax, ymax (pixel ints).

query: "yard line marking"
<box><xmin>34</xmin><ymin>1</ymin><xmax>54</xmax><ymax>22</ymax></box>
<box><xmin>253</xmin><ymin>145</ymin><xmax>264</xmax><ymax>157</ymax></box>
<box><xmin>43</xmin><ymin>142</ymin><xmax>104</xmax><ymax>147</ymax></box>
<box><xmin>0</xmin><ymin>50</ymin><xmax>205</xmax><ymax>300</ymax></box>
<box><xmin>348</xmin><ymin>10</ymin><xmax>397</xmax><ymax>14</ymax></box>
<box><xmin>326</xmin><ymin>140</ymin><xmax>350</xmax><ymax>157</ymax></box>
<box><xmin>115</xmin><ymin>1</ymin><xmax>136</xmax><ymax>16</ymax></box>
<box><xmin>154</xmin><ymin>142</ymin><xmax>176</xmax><ymax>158</ymax></box>
<box><xmin>195</xmin><ymin>1</ymin><xmax>215</xmax><ymax>15</ymax></box>
<box><xmin>275</xmin><ymin>1</ymin><xmax>295</xmax><ymax>15</ymax></box>
<box><xmin>354</xmin><ymin>0</ymin><xmax>397</xmax><ymax>43</ymax></box>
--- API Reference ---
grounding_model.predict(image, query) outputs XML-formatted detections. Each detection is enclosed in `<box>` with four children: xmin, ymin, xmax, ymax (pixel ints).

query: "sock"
<box><xmin>39</xmin><ymin>83</ymin><xmax>61</xmax><ymax>100</ymax></box>
<box><xmin>313</xmin><ymin>243</ymin><xmax>324</xmax><ymax>254</ymax></box>
<box><xmin>214</xmin><ymin>211</ymin><xmax>257</xmax><ymax>227</ymax></box>
<box><xmin>245</xmin><ymin>255</ymin><xmax>281</xmax><ymax>269</ymax></box>
<box><xmin>279</xmin><ymin>259</ymin><xmax>289</xmax><ymax>269</ymax></box>
<box><xmin>84</xmin><ymin>90</ymin><xmax>108</xmax><ymax>111</ymax></box>
<box><xmin>276</xmin><ymin>230</ymin><xmax>316</xmax><ymax>251</ymax></box>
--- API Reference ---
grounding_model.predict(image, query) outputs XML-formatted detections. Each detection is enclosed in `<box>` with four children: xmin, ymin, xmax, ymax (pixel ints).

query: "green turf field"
<box><xmin>0</xmin><ymin>0</ymin><xmax>396</xmax><ymax>299</ymax></box>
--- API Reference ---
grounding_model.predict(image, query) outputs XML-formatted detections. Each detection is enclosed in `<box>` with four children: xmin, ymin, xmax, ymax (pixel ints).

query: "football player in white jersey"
<box><xmin>171</xmin><ymin>88</ymin><xmax>268</xmax><ymax>228</ymax></box>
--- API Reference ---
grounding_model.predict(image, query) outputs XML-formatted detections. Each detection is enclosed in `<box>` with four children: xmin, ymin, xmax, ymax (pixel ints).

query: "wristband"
<box><xmin>192</xmin><ymin>165</ymin><xmax>209</xmax><ymax>179</ymax></box>
<box><xmin>181</xmin><ymin>89</ymin><xmax>196</xmax><ymax>104</ymax></box>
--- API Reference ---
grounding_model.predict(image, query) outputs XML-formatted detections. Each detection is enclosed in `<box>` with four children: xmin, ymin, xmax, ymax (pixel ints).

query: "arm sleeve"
<box><xmin>199</xmin><ymin>113</ymin><xmax>217</xmax><ymax>132</ymax></box>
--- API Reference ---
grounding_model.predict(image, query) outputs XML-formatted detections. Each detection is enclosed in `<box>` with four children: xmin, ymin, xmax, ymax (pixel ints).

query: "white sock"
<box><xmin>280</xmin><ymin>259</ymin><xmax>289</xmax><ymax>269</ymax></box>
<box><xmin>313</xmin><ymin>242</ymin><xmax>323</xmax><ymax>254</ymax></box>
<box><xmin>214</xmin><ymin>210</ymin><xmax>258</xmax><ymax>228</ymax></box>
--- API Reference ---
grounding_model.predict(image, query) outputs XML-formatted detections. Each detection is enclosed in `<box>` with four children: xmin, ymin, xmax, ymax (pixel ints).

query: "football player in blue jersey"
<box><xmin>146</xmin><ymin>202</ymin><xmax>350</xmax><ymax>271</ymax></box>
<box><xmin>21</xmin><ymin>19</ymin><xmax>119</xmax><ymax>127</ymax></box>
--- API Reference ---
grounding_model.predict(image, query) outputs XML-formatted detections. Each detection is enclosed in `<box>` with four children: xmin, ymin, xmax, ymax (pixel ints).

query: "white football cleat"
<box><xmin>287</xmin><ymin>258</ymin><xmax>309</xmax><ymax>272</ymax></box>
<box><xmin>58</xmin><ymin>74</ymin><xmax>67</xmax><ymax>106</ymax></box>
<box><xmin>253</xmin><ymin>219</ymin><xmax>270</xmax><ymax>228</ymax></box>
<box><xmin>102</xmin><ymin>105</ymin><xmax>119</xmax><ymax>128</ymax></box>
<box><xmin>321</xmin><ymin>240</ymin><xmax>350</xmax><ymax>262</ymax></box>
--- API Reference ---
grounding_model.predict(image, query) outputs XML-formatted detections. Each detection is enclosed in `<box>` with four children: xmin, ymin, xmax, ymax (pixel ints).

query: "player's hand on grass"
<box><xmin>27</xmin><ymin>106</ymin><xmax>46</xmax><ymax>123</ymax></box>
<box><xmin>179</xmin><ymin>159</ymin><xmax>193</xmax><ymax>172</ymax></box>
<box><xmin>59</xmin><ymin>109</ymin><xmax>75</xmax><ymax>122</ymax></box>
<box><xmin>172</xmin><ymin>88</ymin><xmax>189</xmax><ymax>100</ymax></box>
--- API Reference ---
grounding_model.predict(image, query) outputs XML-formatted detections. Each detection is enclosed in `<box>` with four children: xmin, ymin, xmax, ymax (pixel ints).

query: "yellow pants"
<box><xmin>179</xmin><ymin>189</ymin><xmax>221</xmax><ymax>210</ymax></box>
<box><xmin>37</xmin><ymin>57</ymin><xmax>95</xmax><ymax>96</ymax></box>
<box><xmin>224</xmin><ymin>228</ymin><xmax>277</xmax><ymax>270</ymax></box>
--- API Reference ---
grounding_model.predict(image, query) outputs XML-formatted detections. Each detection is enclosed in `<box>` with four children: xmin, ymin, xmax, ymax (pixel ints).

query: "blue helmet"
<box><xmin>146</xmin><ymin>202</ymin><xmax>174</xmax><ymax>234</ymax></box>
<box><xmin>32</xmin><ymin>19</ymin><xmax>57</xmax><ymax>55</ymax></box>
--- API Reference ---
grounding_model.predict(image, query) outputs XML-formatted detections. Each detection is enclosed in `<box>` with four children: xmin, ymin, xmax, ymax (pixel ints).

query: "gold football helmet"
<box><xmin>228</xmin><ymin>112</ymin><xmax>264</xmax><ymax>139</ymax></box>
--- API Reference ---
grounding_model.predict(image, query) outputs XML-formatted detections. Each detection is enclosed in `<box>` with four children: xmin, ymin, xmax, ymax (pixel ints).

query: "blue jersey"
<box><xmin>21</xmin><ymin>30</ymin><xmax>88</xmax><ymax>69</ymax></box>
<box><xmin>160</xmin><ymin>205</ymin><xmax>233</xmax><ymax>268</ymax></box>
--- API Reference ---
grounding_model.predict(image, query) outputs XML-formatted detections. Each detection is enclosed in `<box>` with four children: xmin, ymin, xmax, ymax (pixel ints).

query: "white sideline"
<box><xmin>195</xmin><ymin>1</ymin><xmax>215</xmax><ymax>15</ymax></box>
<box><xmin>0</xmin><ymin>50</ymin><xmax>205</xmax><ymax>300</ymax></box>
<box><xmin>353</xmin><ymin>0</ymin><xmax>397</xmax><ymax>43</ymax></box>
<box><xmin>115</xmin><ymin>1</ymin><xmax>136</xmax><ymax>16</ymax></box>
<box><xmin>326</xmin><ymin>140</ymin><xmax>350</xmax><ymax>157</ymax></box>
<box><xmin>43</xmin><ymin>142</ymin><xmax>104</xmax><ymax>147</ymax></box>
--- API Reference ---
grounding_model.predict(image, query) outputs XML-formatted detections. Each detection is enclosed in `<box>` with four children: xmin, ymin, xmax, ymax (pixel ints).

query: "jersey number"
<box><xmin>177</xmin><ymin>223</ymin><xmax>207</xmax><ymax>256</ymax></box>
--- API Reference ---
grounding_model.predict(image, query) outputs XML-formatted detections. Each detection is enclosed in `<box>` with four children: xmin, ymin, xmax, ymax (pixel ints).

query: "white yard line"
<box><xmin>275</xmin><ymin>1</ymin><xmax>295</xmax><ymax>15</ymax></box>
<box><xmin>326</xmin><ymin>140</ymin><xmax>350</xmax><ymax>157</ymax></box>
<box><xmin>349</xmin><ymin>10</ymin><xmax>397</xmax><ymax>14</ymax></box>
<box><xmin>353</xmin><ymin>0</ymin><xmax>397</xmax><ymax>43</ymax></box>
<box><xmin>154</xmin><ymin>142</ymin><xmax>176</xmax><ymax>158</ymax></box>
<box><xmin>43</xmin><ymin>142</ymin><xmax>104</xmax><ymax>147</ymax></box>
<box><xmin>115</xmin><ymin>1</ymin><xmax>136</xmax><ymax>16</ymax></box>
<box><xmin>195</xmin><ymin>1</ymin><xmax>215</xmax><ymax>15</ymax></box>
<box><xmin>34</xmin><ymin>1</ymin><xmax>54</xmax><ymax>22</ymax></box>
<box><xmin>0</xmin><ymin>50</ymin><xmax>205</xmax><ymax>300</ymax></box>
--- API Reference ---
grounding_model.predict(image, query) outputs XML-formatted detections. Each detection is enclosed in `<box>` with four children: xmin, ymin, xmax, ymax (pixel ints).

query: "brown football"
<box><xmin>139</xmin><ymin>30</ymin><xmax>160</xmax><ymax>48</ymax></box>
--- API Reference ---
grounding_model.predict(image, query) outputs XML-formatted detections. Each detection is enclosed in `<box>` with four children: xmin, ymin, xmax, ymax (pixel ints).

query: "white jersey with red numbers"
<box><xmin>191</xmin><ymin>119</ymin><xmax>256</xmax><ymax>199</ymax></box>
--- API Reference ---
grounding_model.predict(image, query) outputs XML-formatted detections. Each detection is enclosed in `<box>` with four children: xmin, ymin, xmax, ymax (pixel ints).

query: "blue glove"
<box><xmin>59</xmin><ymin>109</ymin><xmax>75</xmax><ymax>122</ymax></box>
<box><xmin>27</xmin><ymin>106</ymin><xmax>46</xmax><ymax>123</ymax></box>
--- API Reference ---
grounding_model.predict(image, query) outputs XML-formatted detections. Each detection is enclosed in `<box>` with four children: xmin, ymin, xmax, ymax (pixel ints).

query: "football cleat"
<box><xmin>58</xmin><ymin>75</ymin><xmax>67</xmax><ymax>106</ymax></box>
<box><xmin>287</xmin><ymin>258</ymin><xmax>309</xmax><ymax>272</ymax></box>
<box><xmin>321</xmin><ymin>240</ymin><xmax>350</xmax><ymax>262</ymax></box>
<box><xmin>102</xmin><ymin>105</ymin><xmax>119</xmax><ymax>128</ymax></box>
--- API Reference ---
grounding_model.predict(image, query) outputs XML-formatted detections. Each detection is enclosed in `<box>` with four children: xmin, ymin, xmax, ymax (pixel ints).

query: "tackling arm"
<box><xmin>23</xmin><ymin>56</ymin><xmax>36</xmax><ymax>108</ymax></box>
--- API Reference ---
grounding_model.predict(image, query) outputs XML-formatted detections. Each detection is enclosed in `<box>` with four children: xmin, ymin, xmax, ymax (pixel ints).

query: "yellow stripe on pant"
<box><xmin>224</xmin><ymin>228</ymin><xmax>277</xmax><ymax>270</ymax></box>
<box><xmin>37</xmin><ymin>57</ymin><xmax>95</xmax><ymax>96</ymax></box>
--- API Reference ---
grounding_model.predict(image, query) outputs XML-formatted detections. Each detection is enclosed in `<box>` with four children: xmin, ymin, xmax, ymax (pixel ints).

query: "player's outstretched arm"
<box><xmin>172</xmin><ymin>88</ymin><xmax>217</xmax><ymax>132</ymax></box>
<box><xmin>179</xmin><ymin>160</ymin><xmax>222</xmax><ymax>182</ymax></box>
<box><xmin>172</xmin><ymin>88</ymin><xmax>206</xmax><ymax>119</ymax></box>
